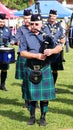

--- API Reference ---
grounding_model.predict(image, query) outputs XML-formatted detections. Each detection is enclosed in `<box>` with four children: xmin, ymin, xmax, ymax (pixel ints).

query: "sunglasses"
<box><xmin>30</xmin><ymin>23</ymin><xmax>39</xmax><ymax>26</ymax></box>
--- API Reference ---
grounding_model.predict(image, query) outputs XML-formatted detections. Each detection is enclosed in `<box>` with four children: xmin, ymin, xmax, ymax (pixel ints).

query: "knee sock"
<box><xmin>28</xmin><ymin>101</ymin><xmax>36</xmax><ymax>116</ymax></box>
<box><xmin>40</xmin><ymin>101</ymin><xmax>48</xmax><ymax>115</ymax></box>
<box><xmin>1</xmin><ymin>71</ymin><xmax>7</xmax><ymax>86</ymax></box>
<box><xmin>52</xmin><ymin>72</ymin><xmax>58</xmax><ymax>85</ymax></box>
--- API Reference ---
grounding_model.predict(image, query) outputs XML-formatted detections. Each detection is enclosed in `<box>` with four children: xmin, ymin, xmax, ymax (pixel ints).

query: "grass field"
<box><xmin>0</xmin><ymin>46</ymin><xmax>73</xmax><ymax>130</ymax></box>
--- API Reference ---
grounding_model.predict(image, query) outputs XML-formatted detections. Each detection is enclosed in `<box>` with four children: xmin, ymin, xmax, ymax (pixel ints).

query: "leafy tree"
<box><xmin>1</xmin><ymin>0</ymin><xmax>34</xmax><ymax>10</ymax></box>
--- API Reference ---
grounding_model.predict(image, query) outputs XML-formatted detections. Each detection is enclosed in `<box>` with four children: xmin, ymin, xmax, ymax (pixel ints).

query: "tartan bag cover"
<box><xmin>23</xmin><ymin>65</ymin><xmax>56</xmax><ymax>101</ymax></box>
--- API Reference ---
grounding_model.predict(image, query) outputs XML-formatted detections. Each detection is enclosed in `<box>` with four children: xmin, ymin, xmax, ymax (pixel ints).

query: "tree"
<box><xmin>1</xmin><ymin>0</ymin><xmax>34</xmax><ymax>10</ymax></box>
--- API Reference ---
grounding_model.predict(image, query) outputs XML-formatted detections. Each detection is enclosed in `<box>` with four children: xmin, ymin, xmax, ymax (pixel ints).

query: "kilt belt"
<box><xmin>26</xmin><ymin>59</ymin><xmax>49</xmax><ymax>70</ymax></box>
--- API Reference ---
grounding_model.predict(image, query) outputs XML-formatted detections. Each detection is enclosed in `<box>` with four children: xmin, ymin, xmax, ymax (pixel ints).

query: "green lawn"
<box><xmin>0</xmin><ymin>46</ymin><xmax>73</xmax><ymax>130</ymax></box>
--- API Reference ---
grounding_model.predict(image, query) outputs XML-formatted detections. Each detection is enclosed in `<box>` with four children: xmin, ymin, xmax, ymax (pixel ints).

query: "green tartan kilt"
<box><xmin>22</xmin><ymin>65</ymin><xmax>56</xmax><ymax>101</ymax></box>
<box><xmin>15</xmin><ymin>54</ymin><xmax>26</xmax><ymax>80</ymax></box>
<box><xmin>0</xmin><ymin>63</ymin><xmax>9</xmax><ymax>70</ymax></box>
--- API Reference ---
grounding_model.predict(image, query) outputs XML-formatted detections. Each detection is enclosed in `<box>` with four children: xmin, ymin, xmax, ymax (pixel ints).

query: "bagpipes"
<box><xmin>35</xmin><ymin>29</ymin><xmax>58</xmax><ymax>64</ymax></box>
<box><xmin>38</xmin><ymin>30</ymin><xmax>55</xmax><ymax>51</ymax></box>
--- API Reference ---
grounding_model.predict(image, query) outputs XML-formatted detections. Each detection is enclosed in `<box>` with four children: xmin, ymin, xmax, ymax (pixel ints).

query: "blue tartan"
<box><xmin>15</xmin><ymin>54</ymin><xmax>26</xmax><ymax>79</ymax></box>
<box><xmin>23</xmin><ymin>65</ymin><xmax>56</xmax><ymax>101</ymax></box>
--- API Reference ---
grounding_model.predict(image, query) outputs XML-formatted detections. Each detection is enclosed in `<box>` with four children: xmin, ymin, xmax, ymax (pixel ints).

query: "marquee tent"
<box><xmin>14</xmin><ymin>0</ymin><xmax>72</xmax><ymax>18</ymax></box>
<box><xmin>0</xmin><ymin>2</ymin><xmax>17</xmax><ymax>18</ymax></box>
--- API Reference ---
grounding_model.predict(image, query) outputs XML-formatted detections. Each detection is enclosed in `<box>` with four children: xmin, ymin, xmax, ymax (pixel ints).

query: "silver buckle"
<box><xmin>33</xmin><ymin>65</ymin><xmax>40</xmax><ymax>70</ymax></box>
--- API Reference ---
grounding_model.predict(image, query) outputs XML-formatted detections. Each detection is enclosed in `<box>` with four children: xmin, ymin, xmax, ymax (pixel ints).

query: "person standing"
<box><xmin>12</xmin><ymin>9</ymin><xmax>32</xmax><ymax>79</ymax></box>
<box><xmin>19</xmin><ymin>13</ymin><xmax>64</xmax><ymax>126</ymax></box>
<box><xmin>0</xmin><ymin>13</ymin><xmax>13</xmax><ymax>91</ymax></box>
<box><xmin>11</xmin><ymin>9</ymin><xmax>39</xmax><ymax>108</ymax></box>
<box><xmin>46</xmin><ymin>10</ymin><xmax>65</xmax><ymax>85</ymax></box>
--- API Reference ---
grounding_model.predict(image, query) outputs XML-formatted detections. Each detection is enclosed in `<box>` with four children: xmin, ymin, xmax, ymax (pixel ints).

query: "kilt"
<box><xmin>0</xmin><ymin>63</ymin><xmax>9</xmax><ymax>70</ymax></box>
<box><xmin>15</xmin><ymin>54</ymin><xmax>26</xmax><ymax>80</ymax></box>
<box><xmin>51</xmin><ymin>51</ymin><xmax>64</xmax><ymax>71</ymax></box>
<box><xmin>22</xmin><ymin>65</ymin><xmax>56</xmax><ymax>101</ymax></box>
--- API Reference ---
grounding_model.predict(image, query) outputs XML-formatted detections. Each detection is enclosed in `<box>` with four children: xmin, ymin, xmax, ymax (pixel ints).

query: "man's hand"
<box><xmin>44</xmin><ymin>49</ymin><xmax>53</xmax><ymax>56</ymax></box>
<box><xmin>44</xmin><ymin>45</ymin><xmax>63</xmax><ymax>56</ymax></box>
<box><xmin>36</xmin><ymin>53</ymin><xmax>47</xmax><ymax>60</ymax></box>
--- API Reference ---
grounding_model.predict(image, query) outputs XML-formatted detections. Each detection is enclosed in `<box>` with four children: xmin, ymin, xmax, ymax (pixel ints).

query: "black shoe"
<box><xmin>27</xmin><ymin>116</ymin><xmax>35</xmax><ymax>125</ymax></box>
<box><xmin>39</xmin><ymin>117</ymin><xmax>46</xmax><ymax>126</ymax></box>
<box><xmin>0</xmin><ymin>85</ymin><xmax>7</xmax><ymax>91</ymax></box>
